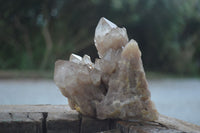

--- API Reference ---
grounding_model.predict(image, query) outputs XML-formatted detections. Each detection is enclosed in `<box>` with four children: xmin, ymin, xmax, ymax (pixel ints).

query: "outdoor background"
<box><xmin>0</xmin><ymin>0</ymin><xmax>200</xmax><ymax>125</ymax></box>
<box><xmin>0</xmin><ymin>0</ymin><xmax>200</xmax><ymax>75</ymax></box>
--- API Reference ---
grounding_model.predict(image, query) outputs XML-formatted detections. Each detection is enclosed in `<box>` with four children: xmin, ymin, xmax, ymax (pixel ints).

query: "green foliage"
<box><xmin>108</xmin><ymin>0</ymin><xmax>200</xmax><ymax>75</ymax></box>
<box><xmin>0</xmin><ymin>0</ymin><xmax>200</xmax><ymax>75</ymax></box>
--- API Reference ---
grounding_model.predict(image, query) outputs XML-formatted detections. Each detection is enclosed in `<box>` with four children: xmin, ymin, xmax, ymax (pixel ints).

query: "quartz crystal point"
<box><xmin>94</xmin><ymin>17</ymin><xmax>129</xmax><ymax>58</ymax></box>
<box><xmin>54</xmin><ymin>17</ymin><xmax>158</xmax><ymax>121</ymax></box>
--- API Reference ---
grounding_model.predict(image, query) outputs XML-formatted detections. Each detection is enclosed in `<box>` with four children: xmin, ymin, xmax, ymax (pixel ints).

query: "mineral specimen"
<box><xmin>54</xmin><ymin>17</ymin><xmax>158</xmax><ymax>121</ymax></box>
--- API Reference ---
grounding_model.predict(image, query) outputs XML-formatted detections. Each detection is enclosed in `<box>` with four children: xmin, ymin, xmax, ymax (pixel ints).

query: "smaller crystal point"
<box><xmin>121</xmin><ymin>39</ymin><xmax>141</xmax><ymax>60</ymax></box>
<box><xmin>94</xmin><ymin>17</ymin><xmax>129</xmax><ymax>58</ymax></box>
<box><xmin>70</xmin><ymin>54</ymin><xmax>82</xmax><ymax>64</ymax></box>
<box><xmin>82</xmin><ymin>55</ymin><xmax>94</xmax><ymax>69</ymax></box>
<box><xmin>82</xmin><ymin>55</ymin><xmax>92</xmax><ymax>65</ymax></box>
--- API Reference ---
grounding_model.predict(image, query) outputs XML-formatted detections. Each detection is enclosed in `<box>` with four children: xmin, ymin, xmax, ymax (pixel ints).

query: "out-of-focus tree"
<box><xmin>0</xmin><ymin>0</ymin><xmax>44</xmax><ymax>69</ymax></box>
<box><xmin>0</xmin><ymin>0</ymin><xmax>200</xmax><ymax>75</ymax></box>
<box><xmin>108</xmin><ymin>0</ymin><xmax>200</xmax><ymax>75</ymax></box>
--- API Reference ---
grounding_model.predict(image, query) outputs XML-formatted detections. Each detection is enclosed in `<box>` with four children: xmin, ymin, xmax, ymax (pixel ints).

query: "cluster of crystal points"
<box><xmin>54</xmin><ymin>18</ymin><xmax>158</xmax><ymax>121</ymax></box>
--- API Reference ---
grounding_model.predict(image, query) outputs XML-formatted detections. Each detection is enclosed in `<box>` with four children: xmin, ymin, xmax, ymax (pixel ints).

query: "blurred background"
<box><xmin>0</xmin><ymin>0</ymin><xmax>200</xmax><ymax>125</ymax></box>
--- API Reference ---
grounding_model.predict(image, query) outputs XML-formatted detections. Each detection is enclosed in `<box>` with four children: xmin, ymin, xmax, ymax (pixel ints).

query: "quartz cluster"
<box><xmin>54</xmin><ymin>18</ymin><xmax>158</xmax><ymax>121</ymax></box>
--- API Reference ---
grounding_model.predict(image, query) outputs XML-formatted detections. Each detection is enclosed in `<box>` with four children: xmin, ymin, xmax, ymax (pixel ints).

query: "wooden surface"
<box><xmin>0</xmin><ymin>105</ymin><xmax>199</xmax><ymax>133</ymax></box>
